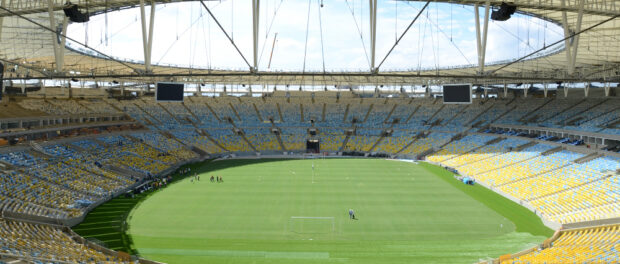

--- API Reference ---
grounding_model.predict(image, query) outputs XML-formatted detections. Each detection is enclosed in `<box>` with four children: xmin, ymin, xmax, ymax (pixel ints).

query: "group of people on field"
<box><xmin>179</xmin><ymin>167</ymin><xmax>191</xmax><ymax>175</ymax></box>
<box><xmin>210</xmin><ymin>175</ymin><xmax>223</xmax><ymax>183</ymax></box>
<box><xmin>190</xmin><ymin>173</ymin><xmax>200</xmax><ymax>183</ymax></box>
<box><xmin>182</xmin><ymin>167</ymin><xmax>225</xmax><ymax>184</ymax></box>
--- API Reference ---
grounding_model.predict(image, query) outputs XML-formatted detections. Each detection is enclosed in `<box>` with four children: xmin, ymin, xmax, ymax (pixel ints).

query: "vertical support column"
<box><xmin>571</xmin><ymin>0</ymin><xmax>584</xmax><ymax>74</ymax></box>
<box><xmin>57</xmin><ymin>16</ymin><xmax>68</xmax><ymax>71</ymax></box>
<box><xmin>48</xmin><ymin>0</ymin><xmax>62</xmax><ymax>73</ymax></box>
<box><xmin>563</xmin><ymin>84</ymin><xmax>569</xmax><ymax>97</ymax></box>
<box><xmin>140</xmin><ymin>0</ymin><xmax>156</xmax><ymax>72</ymax></box>
<box><xmin>474</xmin><ymin>1</ymin><xmax>490</xmax><ymax>74</ymax></box>
<box><xmin>524</xmin><ymin>85</ymin><xmax>528</xmax><ymax>98</ymax></box>
<box><xmin>120</xmin><ymin>82</ymin><xmax>125</xmax><ymax>96</ymax></box>
<box><xmin>0</xmin><ymin>0</ymin><xmax>6</xmax><ymax>42</ymax></box>
<box><xmin>604</xmin><ymin>83</ymin><xmax>610</xmax><ymax>97</ymax></box>
<box><xmin>584</xmin><ymin>82</ymin><xmax>590</xmax><ymax>97</ymax></box>
<box><xmin>147</xmin><ymin>2</ymin><xmax>156</xmax><ymax>68</ymax></box>
<box><xmin>369</xmin><ymin>0</ymin><xmax>377</xmax><ymax>72</ymax></box>
<box><xmin>252</xmin><ymin>0</ymin><xmax>260</xmax><ymax>72</ymax></box>
<box><xmin>543</xmin><ymin>83</ymin><xmax>548</xmax><ymax>98</ymax></box>
<box><xmin>503</xmin><ymin>83</ymin><xmax>508</xmax><ymax>98</ymax></box>
<box><xmin>561</xmin><ymin>0</ymin><xmax>584</xmax><ymax>75</ymax></box>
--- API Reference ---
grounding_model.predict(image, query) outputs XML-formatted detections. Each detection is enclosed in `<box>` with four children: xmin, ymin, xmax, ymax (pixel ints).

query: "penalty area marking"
<box><xmin>288</xmin><ymin>216</ymin><xmax>336</xmax><ymax>234</ymax></box>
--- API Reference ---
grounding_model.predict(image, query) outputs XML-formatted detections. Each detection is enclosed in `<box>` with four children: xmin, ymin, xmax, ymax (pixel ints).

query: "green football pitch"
<box><xmin>74</xmin><ymin>158</ymin><xmax>553</xmax><ymax>264</ymax></box>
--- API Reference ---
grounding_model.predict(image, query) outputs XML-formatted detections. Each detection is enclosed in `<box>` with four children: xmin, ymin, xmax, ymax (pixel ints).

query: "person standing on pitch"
<box><xmin>349</xmin><ymin>209</ymin><xmax>355</xmax><ymax>220</ymax></box>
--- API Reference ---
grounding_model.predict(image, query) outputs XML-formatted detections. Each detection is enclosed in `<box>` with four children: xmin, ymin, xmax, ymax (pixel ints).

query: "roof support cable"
<box><xmin>198</xmin><ymin>0</ymin><xmax>252</xmax><ymax>70</ymax></box>
<box><xmin>302</xmin><ymin>0</ymin><xmax>312</xmax><ymax>74</ymax></box>
<box><xmin>455</xmin><ymin>4</ymin><xmax>559</xmax><ymax>71</ymax></box>
<box><xmin>376</xmin><ymin>0</ymin><xmax>430</xmax><ymax>72</ymax></box>
<box><xmin>317</xmin><ymin>0</ymin><xmax>326</xmax><ymax>74</ymax></box>
<box><xmin>258</xmin><ymin>0</ymin><xmax>284</xmax><ymax>66</ymax></box>
<box><xmin>156</xmin><ymin>9</ymin><xmax>207</xmax><ymax>65</ymax></box>
<box><xmin>415</xmin><ymin>6</ymin><xmax>471</xmax><ymax>65</ymax></box>
<box><xmin>344</xmin><ymin>0</ymin><xmax>370</xmax><ymax>70</ymax></box>
<box><xmin>490</xmin><ymin>14</ymin><xmax>619</xmax><ymax>75</ymax></box>
<box><xmin>0</xmin><ymin>5</ymin><xmax>139</xmax><ymax>74</ymax></box>
<box><xmin>394</xmin><ymin>0</ymin><xmax>397</xmax><ymax>42</ymax></box>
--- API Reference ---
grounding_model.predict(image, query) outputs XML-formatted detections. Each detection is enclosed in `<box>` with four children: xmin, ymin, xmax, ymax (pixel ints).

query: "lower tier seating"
<box><xmin>0</xmin><ymin>218</ymin><xmax>129</xmax><ymax>263</ymax></box>
<box><xmin>505</xmin><ymin>224</ymin><xmax>619</xmax><ymax>264</ymax></box>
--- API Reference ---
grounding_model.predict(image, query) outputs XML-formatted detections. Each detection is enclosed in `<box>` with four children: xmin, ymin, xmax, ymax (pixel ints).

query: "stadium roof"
<box><xmin>0</xmin><ymin>0</ymin><xmax>619</xmax><ymax>87</ymax></box>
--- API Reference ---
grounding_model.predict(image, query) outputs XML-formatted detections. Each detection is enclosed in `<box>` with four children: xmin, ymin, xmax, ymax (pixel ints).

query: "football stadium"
<box><xmin>0</xmin><ymin>0</ymin><xmax>619</xmax><ymax>263</ymax></box>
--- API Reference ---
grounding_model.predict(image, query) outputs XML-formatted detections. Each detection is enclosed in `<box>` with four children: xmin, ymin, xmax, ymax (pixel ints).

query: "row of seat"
<box><xmin>426</xmin><ymin>134</ymin><xmax>497</xmax><ymax>163</ymax></box>
<box><xmin>431</xmin><ymin>136</ymin><xmax>620</xmax><ymax>224</ymax></box>
<box><xmin>505</xmin><ymin>225</ymin><xmax>619</xmax><ymax>264</ymax></box>
<box><xmin>0</xmin><ymin>133</ymin><xmax>200</xmax><ymax>219</ymax></box>
<box><xmin>0</xmin><ymin>218</ymin><xmax>130</xmax><ymax>263</ymax></box>
<box><xmin>14</xmin><ymin>97</ymin><xmax>620</xmax><ymax>135</ymax></box>
<box><xmin>441</xmin><ymin>137</ymin><xmax>529</xmax><ymax>168</ymax></box>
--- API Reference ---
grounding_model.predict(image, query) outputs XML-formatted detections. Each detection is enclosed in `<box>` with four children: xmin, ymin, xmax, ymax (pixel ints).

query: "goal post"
<box><xmin>302</xmin><ymin>153</ymin><xmax>318</xmax><ymax>159</ymax></box>
<box><xmin>302</xmin><ymin>153</ymin><xmax>327</xmax><ymax>159</ymax></box>
<box><xmin>288</xmin><ymin>216</ymin><xmax>335</xmax><ymax>234</ymax></box>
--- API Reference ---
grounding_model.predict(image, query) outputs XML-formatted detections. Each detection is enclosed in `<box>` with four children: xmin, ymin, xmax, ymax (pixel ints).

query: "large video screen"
<box><xmin>156</xmin><ymin>82</ymin><xmax>184</xmax><ymax>102</ymax></box>
<box><xmin>443</xmin><ymin>84</ymin><xmax>472</xmax><ymax>104</ymax></box>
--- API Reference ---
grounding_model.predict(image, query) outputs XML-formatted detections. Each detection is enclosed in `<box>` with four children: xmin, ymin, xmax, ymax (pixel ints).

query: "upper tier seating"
<box><xmin>183</xmin><ymin>99</ymin><xmax>228</xmax><ymax>129</ymax></box>
<box><xmin>426</xmin><ymin>134</ymin><xmax>497</xmax><ymax>163</ymax></box>
<box><xmin>400</xmin><ymin>132</ymin><xmax>455</xmax><ymax>157</ymax></box>
<box><xmin>171</xmin><ymin>130</ymin><xmax>223</xmax><ymax>154</ymax></box>
<box><xmin>540</xmin><ymin>99</ymin><xmax>604</xmax><ymax>128</ymax></box>
<box><xmin>441</xmin><ymin>137</ymin><xmax>530</xmax><ymax>168</ymax></box>
<box><xmin>373</xmin><ymin>136</ymin><xmax>410</xmax><ymax>154</ymax></box>
<box><xmin>301</xmin><ymin>101</ymin><xmax>324</xmax><ymax>123</ymax></box>
<box><xmin>475</xmin><ymin>150</ymin><xmax>583</xmax><ymax>186</ymax></box>
<box><xmin>206</xmin><ymin>129</ymin><xmax>253</xmax><ymax>152</ymax></box>
<box><xmin>455</xmin><ymin>144</ymin><xmax>555</xmax><ymax>176</ymax></box>
<box><xmin>234</xmin><ymin>101</ymin><xmax>267</xmax><ymax>127</ymax></box>
<box><xmin>255</xmin><ymin>98</ymin><xmax>282</xmax><ymax>123</ymax></box>
<box><xmin>360</xmin><ymin>102</ymin><xmax>393</xmax><ymax>128</ymax></box>
<box><xmin>80</xmin><ymin>99</ymin><xmax>121</xmax><ymax>114</ymax></box>
<box><xmin>494</xmin><ymin>98</ymin><xmax>549</xmax><ymax>125</ymax></box>
<box><xmin>317</xmin><ymin>103</ymin><xmax>346</xmax><ymax>128</ymax></box>
<box><xmin>278</xmin><ymin>100</ymin><xmax>304</xmax><ymax>126</ymax></box>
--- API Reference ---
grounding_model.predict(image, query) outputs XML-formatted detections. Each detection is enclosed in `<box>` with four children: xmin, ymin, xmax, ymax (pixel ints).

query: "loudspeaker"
<box><xmin>63</xmin><ymin>4</ymin><xmax>89</xmax><ymax>23</ymax></box>
<box><xmin>491</xmin><ymin>3</ymin><xmax>517</xmax><ymax>21</ymax></box>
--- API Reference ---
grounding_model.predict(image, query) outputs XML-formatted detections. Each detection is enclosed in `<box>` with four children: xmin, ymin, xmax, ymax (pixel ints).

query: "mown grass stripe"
<box><xmin>138</xmin><ymin>248</ymin><xmax>330</xmax><ymax>259</ymax></box>
<box><xmin>418</xmin><ymin>162</ymin><xmax>552</xmax><ymax>237</ymax></box>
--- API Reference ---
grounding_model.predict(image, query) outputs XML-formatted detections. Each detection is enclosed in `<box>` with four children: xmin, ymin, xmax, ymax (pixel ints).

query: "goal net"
<box><xmin>302</xmin><ymin>153</ymin><xmax>325</xmax><ymax>159</ymax></box>
<box><xmin>288</xmin><ymin>216</ymin><xmax>335</xmax><ymax>234</ymax></box>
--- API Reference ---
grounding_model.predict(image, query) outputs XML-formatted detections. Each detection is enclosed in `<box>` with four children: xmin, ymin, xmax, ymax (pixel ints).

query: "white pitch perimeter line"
<box><xmin>290</xmin><ymin>216</ymin><xmax>334</xmax><ymax>219</ymax></box>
